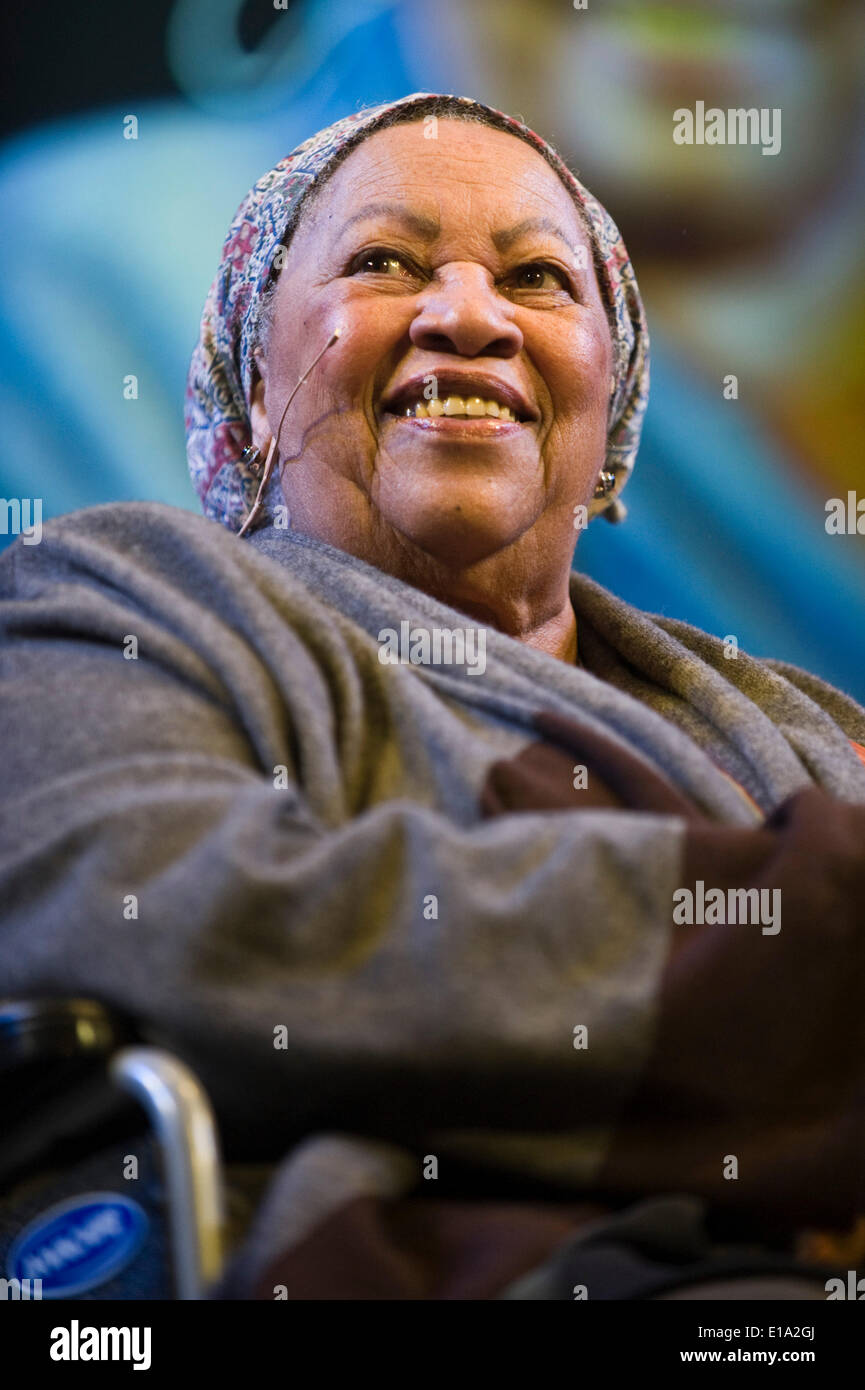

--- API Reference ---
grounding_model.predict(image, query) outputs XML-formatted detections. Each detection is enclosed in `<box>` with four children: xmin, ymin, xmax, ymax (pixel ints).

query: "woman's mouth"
<box><xmin>384</xmin><ymin>394</ymin><xmax>527</xmax><ymax>434</ymax></box>
<box><xmin>402</xmin><ymin>395</ymin><xmax>519</xmax><ymax>421</ymax></box>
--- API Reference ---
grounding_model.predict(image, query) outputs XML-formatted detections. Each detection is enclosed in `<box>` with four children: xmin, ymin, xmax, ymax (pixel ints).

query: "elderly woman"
<box><xmin>1</xmin><ymin>93</ymin><xmax>864</xmax><ymax>1300</ymax></box>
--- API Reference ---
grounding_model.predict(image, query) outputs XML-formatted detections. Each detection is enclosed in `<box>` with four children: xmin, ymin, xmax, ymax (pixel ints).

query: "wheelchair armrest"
<box><xmin>0</xmin><ymin>1000</ymin><xmax>227</xmax><ymax>1295</ymax></box>
<box><xmin>0</xmin><ymin>997</ymin><xmax>137</xmax><ymax>1071</ymax></box>
<box><xmin>0</xmin><ymin>997</ymin><xmax>143</xmax><ymax>1188</ymax></box>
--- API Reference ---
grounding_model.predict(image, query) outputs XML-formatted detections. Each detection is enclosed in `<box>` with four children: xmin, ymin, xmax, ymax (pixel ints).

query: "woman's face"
<box><xmin>251</xmin><ymin>119</ymin><xmax>613</xmax><ymax>585</ymax></box>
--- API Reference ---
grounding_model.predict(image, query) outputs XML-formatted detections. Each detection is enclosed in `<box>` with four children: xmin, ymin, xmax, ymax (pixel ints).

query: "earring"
<box><xmin>240</xmin><ymin>444</ymin><xmax>263</xmax><ymax>477</ymax></box>
<box><xmin>593</xmin><ymin>469</ymin><xmax>616</xmax><ymax>499</ymax></box>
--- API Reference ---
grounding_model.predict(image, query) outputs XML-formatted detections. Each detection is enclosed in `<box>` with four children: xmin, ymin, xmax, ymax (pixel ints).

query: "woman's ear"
<box><xmin>249</xmin><ymin>360</ymin><xmax>273</xmax><ymax>454</ymax></box>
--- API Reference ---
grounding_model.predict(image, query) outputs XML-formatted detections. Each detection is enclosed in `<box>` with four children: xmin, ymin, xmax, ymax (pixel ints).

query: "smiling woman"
<box><xmin>2</xmin><ymin>92</ymin><xmax>865</xmax><ymax>1301</ymax></box>
<box><xmin>187</xmin><ymin>92</ymin><xmax>648</xmax><ymax>661</ymax></box>
<box><xmin>248</xmin><ymin>118</ymin><xmax>616</xmax><ymax>656</ymax></box>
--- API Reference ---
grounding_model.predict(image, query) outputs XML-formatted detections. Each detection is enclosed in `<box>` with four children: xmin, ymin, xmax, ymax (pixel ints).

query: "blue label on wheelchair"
<box><xmin>7</xmin><ymin>1193</ymin><xmax>148</xmax><ymax>1297</ymax></box>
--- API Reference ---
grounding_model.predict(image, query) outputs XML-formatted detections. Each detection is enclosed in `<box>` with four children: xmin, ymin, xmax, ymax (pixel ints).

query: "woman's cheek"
<box><xmin>544</xmin><ymin>333</ymin><xmax>612</xmax><ymax>430</ymax></box>
<box><xmin>316</xmin><ymin>291</ymin><xmax>410</xmax><ymax>401</ymax></box>
<box><xmin>539</xmin><ymin>325</ymin><xmax>612</xmax><ymax>489</ymax></box>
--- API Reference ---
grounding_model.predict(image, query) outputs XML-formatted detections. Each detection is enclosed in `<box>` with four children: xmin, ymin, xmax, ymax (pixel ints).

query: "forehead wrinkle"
<box><xmin>327</xmin><ymin>175</ymin><xmax>585</xmax><ymax>251</ymax></box>
<box><xmin>326</xmin><ymin>132</ymin><xmax>581</xmax><ymax>214</ymax></box>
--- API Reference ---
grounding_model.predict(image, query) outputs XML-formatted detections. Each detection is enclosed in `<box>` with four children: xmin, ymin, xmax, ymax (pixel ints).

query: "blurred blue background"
<box><xmin>2</xmin><ymin>0</ymin><xmax>864</xmax><ymax>697</ymax></box>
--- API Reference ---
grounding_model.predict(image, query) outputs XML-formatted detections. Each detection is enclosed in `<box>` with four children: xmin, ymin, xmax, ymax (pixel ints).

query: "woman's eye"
<box><xmin>509</xmin><ymin>263</ymin><xmax>570</xmax><ymax>293</ymax></box>
<box><xmin>351</xmin><ymin>249</ymin><xmax>415</xmax><ymax>278</ymax></box>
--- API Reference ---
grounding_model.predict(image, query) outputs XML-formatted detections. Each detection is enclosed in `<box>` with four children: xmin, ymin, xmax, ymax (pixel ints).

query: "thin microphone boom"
<box><xmin>238</xmin><ymin>326</ymin><xmax>342</xmax><ymax>537</ymax></box>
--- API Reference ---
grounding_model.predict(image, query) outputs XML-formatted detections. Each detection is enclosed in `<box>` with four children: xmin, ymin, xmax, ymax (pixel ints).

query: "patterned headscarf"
<box><xmin>186</xmin><ymin>92</ymin><xmax>649</xmax><ymax>533</ymax></box>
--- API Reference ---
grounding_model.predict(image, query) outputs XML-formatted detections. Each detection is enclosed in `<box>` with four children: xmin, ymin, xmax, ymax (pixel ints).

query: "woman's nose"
<box><xmin>409</xmin><ymin>265</ymin><xmax>524</xmax><ymax>358</ymax></box>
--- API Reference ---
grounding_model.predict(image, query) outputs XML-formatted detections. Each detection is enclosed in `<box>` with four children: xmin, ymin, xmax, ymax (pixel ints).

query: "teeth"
<box><xmin>406</xmin><ymin>395</ymin><xmax>517</xmax><ymax>420</ymax></box>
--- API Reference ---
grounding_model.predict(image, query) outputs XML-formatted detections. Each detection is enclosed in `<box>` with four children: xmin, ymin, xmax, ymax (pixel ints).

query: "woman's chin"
<box><xmin>372</xmin><ymin>457</ymin><xmax>544</xmax><ymax>567</ymax></box>
<box><xmin>385</xmin><ymin>497</ymin><xmax>537</xmax><ymax>569</ymax></box>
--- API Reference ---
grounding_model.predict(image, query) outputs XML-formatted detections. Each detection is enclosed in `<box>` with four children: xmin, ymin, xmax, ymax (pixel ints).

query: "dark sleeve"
<box><xmin>483</xmin><ymin>710</ymin><xmax>865</xmax><ymax>1231</ymax></box>
<box><xmin>596</xmin><ymin>787</ymin><xmax>865</xmax><ymax>1232</ymax></box>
